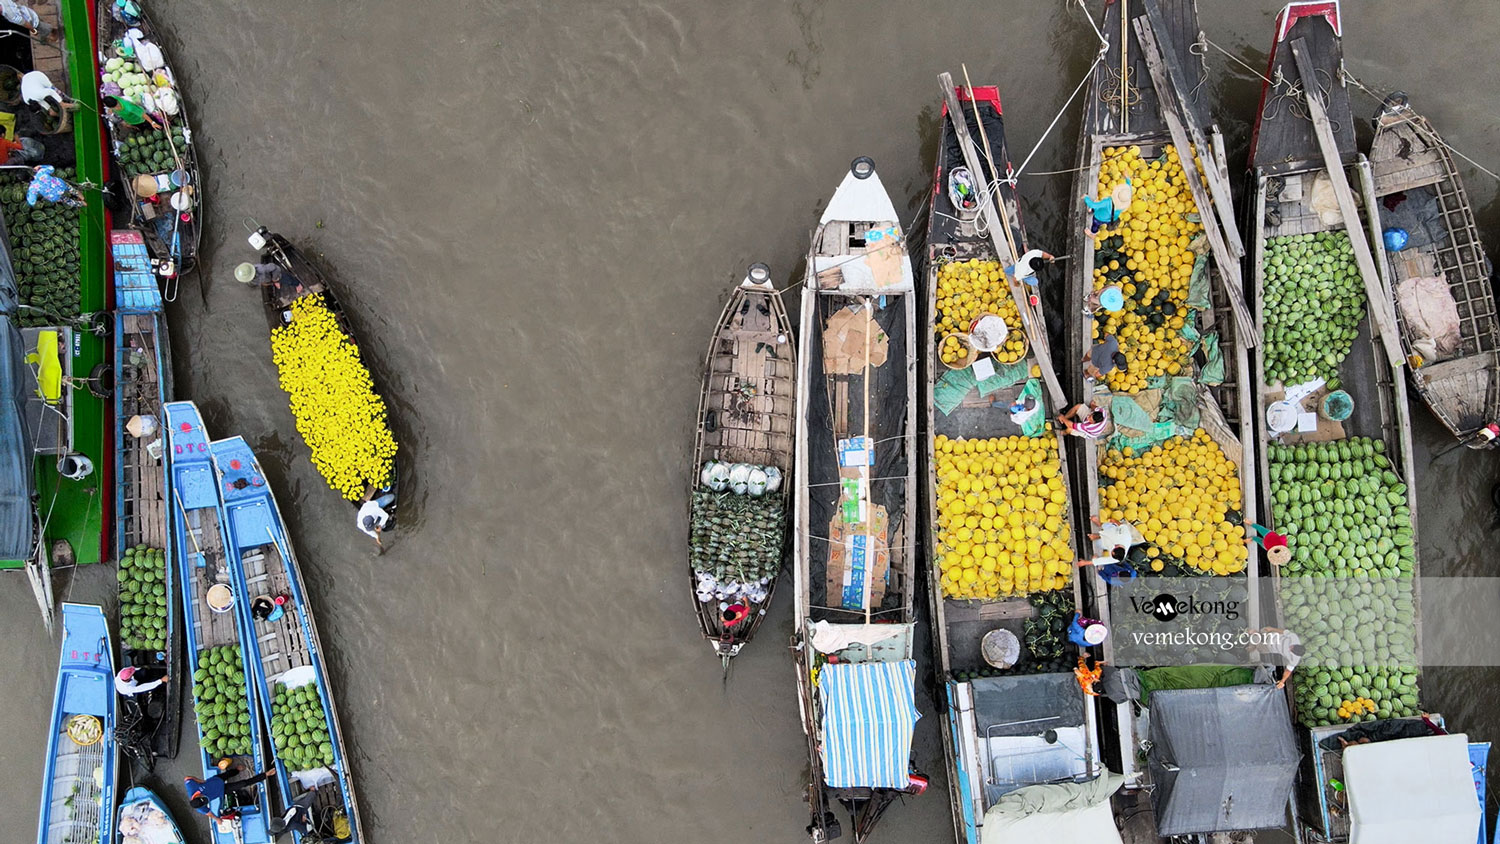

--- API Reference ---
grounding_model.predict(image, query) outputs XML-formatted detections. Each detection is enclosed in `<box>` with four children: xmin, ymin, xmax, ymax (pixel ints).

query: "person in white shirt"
<box><xmin>115</xmin><ymin>665</ymin><xmax>168</xmax><ymax>696</ymax></box>
<box><xmin>19</xmin><ymin>70</ymin><xmax>77</xmax><ymax>132</ymax></box>
<box><xmin>357</xmin><ymin>486</ymin><xmax>395</xmax><ymax>548</ymax></box>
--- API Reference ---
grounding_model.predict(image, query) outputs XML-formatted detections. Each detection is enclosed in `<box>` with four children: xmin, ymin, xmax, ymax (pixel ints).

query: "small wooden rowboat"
<box><xmin>1367</xmin><ymin>94</ymin><xmax>1500</xmax><ymax>446</ymax></box>
<box><xmin>688</xmin><ymin>264</ymin><xmax>796</xmax><ymax>663</ymax></box>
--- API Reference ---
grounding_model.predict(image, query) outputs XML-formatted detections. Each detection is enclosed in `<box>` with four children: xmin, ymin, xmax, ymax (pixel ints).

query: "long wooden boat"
<box><xmin>0</xmin><ymin>0</ymin><xmax>112</xmax><ymax>618</ymax></box>
<box><xmin>212</xmin><ymin>434</ymin><xmax>363</xmax><ymax>844</ymax></box>
<box><xmin>688</xmin><ymin>264</ymin><xmax>796</xmax><ymax>663</ymax></box>
<box><xmin>924</xmin><ymin>80</ymin><xmax>1100</xmax><ymax>844</ymax></box>
<box><xmin>96</xmin><ymin>0</ymin><xmax>202</xmax><ymax>282</ymax></box>
<box><xmin>111</xmin><ymin>228</ymin><xmax>180</xmax><ymax>763</ymax></box>
<box><xmin>36</xmin><ymin>603</ymin><xmax>116</xmax><ymax>844</ymax></box>
<box><xmin>242</xmin><ymin>227</ymin><xmax>400</xmax><ymax>516</ymax></box>
<box><xmin>792</xmin><ymin>158</ymin><xmax>924</xmax><ymax>843</ymax></box>
<box><xmin>117</xmin><ymin>786</ymin><xmax>187</xmax><ymax>844</ymax></box>
<box><xmin>1064</xmin><ymin>0</ymin><xmax>1264</xmax><ymax>829</ymax></box>
<box><xmin>1246</xmin><ymin>4</ymin><xmax>1423</xmax><ymax>841</ymax></box>
<box><xmin>1366</xmin><ymin>95</ymin><xmax>1500</xmax><ymax>446</ymax></box>
<box><xmin>165</xmin><ymin>400</ymin><xmax>274</xmax><ymax>844</ymax></box>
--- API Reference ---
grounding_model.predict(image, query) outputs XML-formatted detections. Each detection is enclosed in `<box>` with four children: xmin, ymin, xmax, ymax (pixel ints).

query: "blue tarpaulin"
<box><xmin>819</xmin><ymin>659</ymin><xmax>920</xmax><ymax>789</ymax></box>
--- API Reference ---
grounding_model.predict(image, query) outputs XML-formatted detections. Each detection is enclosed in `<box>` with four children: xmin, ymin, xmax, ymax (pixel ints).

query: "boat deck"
<box><xmin>116</xmin><ymin>314</ymin><xmax>168</xmax><ymax>551</ymax></box>
<box><xmin>241</xmin><ymin>542</ymin><xmax>313</xmax><ymax>678</ymax></box>
<box><xmin>42</xmin><ymin>726</ymin><xmax>105</xmax><ymax>844</ymax></box>
<box><xmin>1251</xmin><ymin>11</ymin><xmax>1356</xmax><ymax>176</ymax></box>
<box><xmin>699</xmin><ymin>290</ymin><xmax>796</xmax><ymax>467</ymax></box>
<box><xmin>1086</xmin><ymin>0</ymin><xmax>1210</xmax><ymax>139</ymax></box>
<box><xmin>184</xmin><ymin>511</ymin><xmax>239</xmax><ymax>650</ymax></box>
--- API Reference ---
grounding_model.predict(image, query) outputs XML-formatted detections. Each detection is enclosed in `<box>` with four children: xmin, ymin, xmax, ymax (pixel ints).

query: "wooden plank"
<box><xmin>1139</xmin><ymin>0</ymin><xmax>1245</xmax><ymax>259</ymax></box>
<box><xmin>938</xmin><ymin>72</ymin><xmax>1067</xmax><ymax>408</ymax></box>
<box><xmin>1131</xmin><ymin>20</ymin><xmax>1260</xmax><ymax>349</ymax></box>
<box><xmin>1288</xmin><ymin>39</ymin><xmax>1405</xmax><ymax>369</ymax></box>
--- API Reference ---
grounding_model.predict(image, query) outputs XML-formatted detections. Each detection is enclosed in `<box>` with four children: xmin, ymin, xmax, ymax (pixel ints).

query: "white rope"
<box><xmin>1194</xmin><ymin>34</ymin><xmax>1273</xmax><ymax>86</ymax></box>
<box><xmin>1009</xmin><ymin>51</ymin><xmax>1106</xmax><ymax>184</ymax></box>
<box><xmin>1343</xmin><ymin>71</ymin><xmax>1500</xmax><ymax>184</ymax></box>
<box><xmin>1075</xmin><ymin>0</ymin><xmax>1109</xmax><ymax>49</ymax></box>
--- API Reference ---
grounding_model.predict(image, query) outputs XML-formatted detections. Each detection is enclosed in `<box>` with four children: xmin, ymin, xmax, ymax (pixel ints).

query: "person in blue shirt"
<box><xmin>185</xmin><ymin>761</ymin><xmax>276</xmax><ymax>819</ymax></box>
<box><xmin>1083</xmin><ymin>177</ymin><xmax>1132</xmax><ymax>234</ymax></box>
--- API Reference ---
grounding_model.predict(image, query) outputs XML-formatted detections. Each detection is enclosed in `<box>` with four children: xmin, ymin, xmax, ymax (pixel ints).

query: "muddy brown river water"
<box><xmin>2</xmin><ymin>2</ymin><xmax>1498</xmax><ymax>841</ymax></box>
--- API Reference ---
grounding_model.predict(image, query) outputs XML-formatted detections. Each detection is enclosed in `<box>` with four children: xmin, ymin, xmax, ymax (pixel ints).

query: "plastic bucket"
<box><xmin>1320</xmin><ymin>390</ymin><xmax>1354</xmax><ymax>422</ymax></box>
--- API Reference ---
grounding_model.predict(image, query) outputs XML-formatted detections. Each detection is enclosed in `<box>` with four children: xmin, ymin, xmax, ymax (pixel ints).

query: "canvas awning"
<box><xmin>0</xmin><ymin>313</ymin><xmax>33</xmax><ymax>560</ymax></box>
<box><xmin>1346</xmin><ymin>733</ymin><xmax>1481</xmax><ymax>844</ymax></box>
<box><xmin>819</xmin><ymin>659</ymin><xmax>919</xmax><ymax>789</ymax></box>
<box><xmin>1148</xmin><ymin>684</ymin><xmax>1299</xmax><ymax>836</ymax></box>
<box><xmin>979</xmin><ymin>775</ymin><xmax>1125</xmax><ymax>844</ymax></box>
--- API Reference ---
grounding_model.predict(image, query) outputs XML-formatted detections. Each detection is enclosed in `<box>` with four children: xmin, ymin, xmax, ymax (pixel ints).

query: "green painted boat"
<box><xmin>0</xmin><ymin>0</ymin><xmax>112</xmax><ymax>620</ymax></box>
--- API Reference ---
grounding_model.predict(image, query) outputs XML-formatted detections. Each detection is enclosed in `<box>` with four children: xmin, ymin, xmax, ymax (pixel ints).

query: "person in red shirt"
<box><xmin>1244</xmin><ymin>523</ymin><xmax>1287</xmax><ymax>551</ymax></box>
<box><xmin>721</xmin><ymin>604</ymin><xmax>750</xmax><ymax>628</ymax></box>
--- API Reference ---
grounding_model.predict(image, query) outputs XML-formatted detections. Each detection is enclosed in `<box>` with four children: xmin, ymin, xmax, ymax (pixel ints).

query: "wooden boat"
<box><xmin>111</xmin><ymin>228</ymin><xmax>180</xmax><ymax>764</ymax></box>
<box><xmin>242</xmin><ymin>226</ymin><xmax>400</xmax><ymax>515</ymax></box>
<box><xmin>1366</xmin><ymin>94</ymin><xmax>1500</xmax><ymax>446</ymax></box>
<box><xmin>1064</xmin><ymin>0</ymin><xmax>1263</xmax><ymax>828</ymax></box>
<box><xmin>792</xmin><ymin>158</ymin><xmax>924</xmax><ymax>843</ymax></box>
<box><xmin>923</xmin><ymin>78</ymin><xmax>1099</xmax><ymax>844</ymax></box>
<box><xmin>688</xmin><ymin>264</ymin><xmax>796</xmax><ymax>663</ymax></box>
<box><xmin>212</xmin><ymin>434</ymin><xmax>363</xmax><ymax>844</ymax></box>
<box><xmin>165</xmin><ymin>400</ymin><xmax>274</xmax><ymax>844</ymax></box>
<box><xmin>96</xmin><ymin>0</ymin><xmax>202</xmax><ymax>282</ymax></box>
<box><xmin>117</xmin><ymin>786</ymin><xmax>187</xmax><ymax>844</ymax></box>
<box><xmin>36</xmin><ymin>603</ymin><xmax>116</xmax><ymax>844</ymax></box>
<box><xmin>0</xmin><ymin>0</ymin><xmax>112</xmax><ymax>620</ymax></box>
<box><xmin>1246</xmin><ymin>4</ymin><xmax>1423</xmax><ymax>840</ymax></box>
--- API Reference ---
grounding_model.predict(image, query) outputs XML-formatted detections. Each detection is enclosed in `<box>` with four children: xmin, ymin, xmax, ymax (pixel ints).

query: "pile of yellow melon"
<box><xmin>935</xmin><ymin>258</ymin><xmax>1026</xmax><ymax>364</ymax></box>
<box><xmin>934</xmin><ymin>434</ymin><xmax>1072</xmax><ymax>600</ymax></box>
<box><xmin>1097</xmin><ymin>430</ymin><xmax>1248</xmax><ymax>575</ymax></box>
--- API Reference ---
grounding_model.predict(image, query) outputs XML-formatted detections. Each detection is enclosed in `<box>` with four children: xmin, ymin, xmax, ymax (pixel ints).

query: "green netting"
<box><xmin>1199</xmin><ymin>332</ymin><xmax>1224</xmax><ymax>386</ymax></box>
<box><xmin>1017</xmin><ymin>378</ymin><xmax>1046</xmax><ymax>438</ymax></box>
<box><xmin>935</xmin><ymin>366</ymin><xmax>976</xmax><ymax>415</ymax></box>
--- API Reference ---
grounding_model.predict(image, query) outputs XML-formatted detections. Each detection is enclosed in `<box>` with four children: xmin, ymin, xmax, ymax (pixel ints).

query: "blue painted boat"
<box><xmin>37</xmin><ymin>603</ymin><xmax>116</xmax><ymax>844</ymax></box>
<box><xmin>164</xmin><ymin>401</ymin><xmax>272</xmax><ymax>844</ymax></box>
<box><xmin>112</xmin><ymin>229</ymin><xmax>180</xmax><ymax>764</ymax></box>
<box><xmin>212</xmin><ymin>435</ymin><xmax>363</xmax><ymax>843</ymax></box>
<box><xmin>116</xmin><ymin>786</ymin><xmax>186</xmax><ymax>843</ymax></box>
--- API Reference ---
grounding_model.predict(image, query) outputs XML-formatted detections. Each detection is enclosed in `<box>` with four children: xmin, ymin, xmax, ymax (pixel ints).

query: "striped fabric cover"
<box><xmin>819</xmin><ymin>659</ymin><xmax>919</xmax><ymax>789</ymax></box>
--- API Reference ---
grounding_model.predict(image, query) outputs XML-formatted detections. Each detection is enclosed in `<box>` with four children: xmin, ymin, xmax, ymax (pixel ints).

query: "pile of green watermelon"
<box><xmin>0</xmin><ymin>172</ymin><xmax>82</xmax><ymax>327</ymax></box>
<box><xmin>271</xmin><ymin>682</ymin><xmax>336</xmax><ymax>771</ymax></box>
<box><xmin>118</xmin><ymin>545</ymin><xmax>168</xmax><ymax>651</ymax></box>
<box><xmin>1261</xmin><ymin>231</ymin><xmax>1365</xmax><ymax>387</ymax></box>
<box><xmin>117</xmin><ymin>126</ymin><xmax>189</xmax><ymax>180</ymax></box>
<box><xmin>192</xmin><ymin>645</ymin><xmax>254</xmax><ymax>759</ymax></box>
<box><xmin>1268</xmin><ymin>437</ymin><xmax>1420</xmax><ymax>727</ymax></box>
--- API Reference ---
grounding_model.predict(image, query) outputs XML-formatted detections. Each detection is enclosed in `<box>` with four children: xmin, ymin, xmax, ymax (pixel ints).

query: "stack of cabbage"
<box><xmin>271</xmin><ymin>293</ymin><xmax>398</xmax><ymax>500</ymax></box>
<box><xmin>192</xmin><ymin>645</ymin><xmax>254</xmax><ymax>759</ymax></box>
<box><xmin>101</xmin><ymin>55</ymin><xmax>153</xmax><ymax>102</ymax></box>
<box><xmin>691</xmin><ymin>461</ymin><xmax>785</xmax><ymax>601</ymax></box>
<box><xmin>118</xmin><ymin>545</ymin><xmax>168</xmax><ymax>651</ymax></box>
<box><xmin>1261</xmin><ymin>231</ymin><xmax>1365</xmax><ymax>387</ymax></box>
<box><xmin>1269</xmin><ymin>437</ymin><xmax>1419</xmax><ymax>726</ymax></box>
<box><xmin>117</xmin><ymin>126</ymin><xmax>190</xmax><ymax>180</ymax></box>
<box><xmin>271</xmin><ymin>682</ymin><xmax>336</xmax><ymax>771</ymax></box>
<box><xmin>0</xmin><ymin>173</ymin><xmax>82</xmax><ymax>326</ymax></box>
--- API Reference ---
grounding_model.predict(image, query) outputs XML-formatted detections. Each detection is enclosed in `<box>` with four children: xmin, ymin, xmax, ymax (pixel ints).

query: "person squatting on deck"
<box><xmin>185</xmin><ymin>761</ymin><xmax>277</xmax><ymax>820</ymax></box>
<box><xmin>358</xmin><ymin>485</ymin><xmax>394</xmax><ymax>547</ymax></box>
<box><xmin>1058</xmin><ymin>401</ymin><xmax>1109</xmax><ymax>439</ymax></box>
<box><xmin>19</xmin><ymin>71</ymin><xmax>79</xmax><ymax>134</ymax></box>
<box><xmin>1248</xmin><ymin>626</ymin><xmax>1304</xmax><ymax>689</ymax></box>
<box><xmin>269</xmin><ymin>787</ymin><xmax>317</xmax><ymax>837</ymax></box>
<box><xmin>27</xmin><ymin>165</ymin><xmax>85</xmax><ymax>208</ymax></box>
<box><xmin>1083</xmin><ymin>178</ymin><xmax>1132</xmax><ymax>235</ymax></box>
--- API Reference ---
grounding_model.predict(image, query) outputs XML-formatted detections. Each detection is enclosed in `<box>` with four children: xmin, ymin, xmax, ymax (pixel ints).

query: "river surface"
<box><xmin>2</xmin><ymin>2</ymin><xmax>1499</xmax><ymax>842</ymax></box>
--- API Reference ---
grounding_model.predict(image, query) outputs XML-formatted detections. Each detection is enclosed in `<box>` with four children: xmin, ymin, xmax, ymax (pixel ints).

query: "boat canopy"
<box><xmin>819</xmin><ymin>659</ymin><xmax>919</xmax><ymax>789</ymax></box>
<box><xmin>1345</xmin><ymin>733</ymin><xmax>1482</xmax><ymax>844</ymax></box>
<box><xmin>1</xmin><ymin>313</ymin><xmax>33</xmax><ymax>560</ymax></box>
<box><xmin>978</xmin><ymin>774</ymin><xmax>1124</xmax><ymax>844</ymax></box>
<box><xmin>1147</xmin><ymin>684</ymin><xmax>1299</xmax><ymax>836</ymax></box>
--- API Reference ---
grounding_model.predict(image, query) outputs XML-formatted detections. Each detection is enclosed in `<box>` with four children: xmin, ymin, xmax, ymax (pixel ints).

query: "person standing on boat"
<box><xmin>1083</xmin><ymin>178</ymin><xmax>1131</xmax><ymax>234</ymax></box>
<box><xmin>1</xmin><ymin>0</ymin><xmax>58</xmax><ymax>44</ymax></box>
<box><xmin>115</xmin><ymin>665</ymin><xmax>168</xmax><ymax>696</ymax></box>
<box><xmin>1008</xmin><ymin>249</ymin><xmax>1056</xmax><ymax>290</ymax></box>
<box><xmin>357</xmin><ymin>486</ymin><xmax>394</xmax><ymax>547</ymax></box>
<box><xmin>1249</xmin><ymin>627</ymin><xmax>1304</xmax><ymax>690</ymax></box>
<box><xmin>26</xmin><ymin>165</ymin><xmax>86</xmax><ymax>208</ymax></box>
<box><xmin>1082</xmin><ymin>335</ymin><xmax>1125</xmax><ymax>382</ymax></box>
